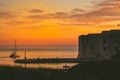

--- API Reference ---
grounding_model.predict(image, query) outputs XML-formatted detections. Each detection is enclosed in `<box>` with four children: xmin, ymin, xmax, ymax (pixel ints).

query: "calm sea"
<box><xmin>0</xmin><ymin>47</ymin><xmax>78</xmax><ymax>69</ymax></box>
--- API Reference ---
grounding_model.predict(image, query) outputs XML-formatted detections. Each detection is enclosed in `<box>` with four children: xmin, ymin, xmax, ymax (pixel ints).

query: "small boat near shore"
<box><xmin>63</xmin><ymin>65</ymin><xmax>70</xmax><ymax>69</ymax></box>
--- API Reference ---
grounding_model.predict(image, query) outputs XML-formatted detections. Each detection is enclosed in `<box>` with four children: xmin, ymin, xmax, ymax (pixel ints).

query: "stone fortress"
<box><xmin>78</xmin><ymin>29</ymin><xmax>120</xmax><ymax>60</ymax></box>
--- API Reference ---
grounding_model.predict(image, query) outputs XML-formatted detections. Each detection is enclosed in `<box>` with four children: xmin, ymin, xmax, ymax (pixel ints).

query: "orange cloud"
<box><xmin>71</xmin><ymin>8</ymin><xmax>84</xmax><ymax>14</ymax></box>
<box><xmin>0</xmin><ymin>11</ymin><xmax>15</xmax><ymax>18</ymax></box>
<box><xmin>58</xmin><ymin>22</ymin><xmax>95</xmax><ymax>26</ymax></box>
<box><xmin>29</xmin><ymin>9</ymin><xmax>44</xmax><ymax>13</ymax></box>
<box><xmin>2</xmin><ymin>20</ymin><xmax>33</xmax><ymax>24</ymax></box>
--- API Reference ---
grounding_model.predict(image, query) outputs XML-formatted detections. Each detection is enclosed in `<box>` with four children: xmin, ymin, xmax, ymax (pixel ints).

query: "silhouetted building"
<box><xmin>78</xmin><ymin>29</ymin><xmax>120</xmax><ymax>60</ymax></box>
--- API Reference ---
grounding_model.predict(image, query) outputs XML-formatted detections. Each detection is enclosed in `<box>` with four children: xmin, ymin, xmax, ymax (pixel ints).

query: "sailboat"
<box><xmin>63</xmin><ymin>64</ymin><xmax>70</xmax><ymax>69</ymax></box>
<box><xmin>10</xmin><ymin>40</ymin><xmax>20</xmax><ymax>58</ymax></box>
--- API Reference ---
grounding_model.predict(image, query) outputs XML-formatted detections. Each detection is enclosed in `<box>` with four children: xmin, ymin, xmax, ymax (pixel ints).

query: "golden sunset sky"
<box><xmin>0</xmin><ymin>0</ymin><xmax>120</xmax><ymax>47</ymax></box>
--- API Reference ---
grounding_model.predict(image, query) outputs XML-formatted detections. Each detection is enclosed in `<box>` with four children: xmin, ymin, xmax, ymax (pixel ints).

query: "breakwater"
<box><xmin>15</xmin><ymin>58</ymin><xmax>95</xmax><ymax>64</ymax></box>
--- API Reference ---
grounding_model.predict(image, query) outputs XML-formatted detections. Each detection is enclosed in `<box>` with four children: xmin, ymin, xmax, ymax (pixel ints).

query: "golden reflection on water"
<box><xmin>0</xmin><ymin>50</ymin><xmax>78</xmax><ymax>69</ymax></box>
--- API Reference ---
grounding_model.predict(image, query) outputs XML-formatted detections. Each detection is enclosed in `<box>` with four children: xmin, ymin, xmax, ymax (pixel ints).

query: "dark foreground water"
<box><xmin>0</xmin><ymin>62</ymin><xmax>120</xmax><ymax>80</ymax></box>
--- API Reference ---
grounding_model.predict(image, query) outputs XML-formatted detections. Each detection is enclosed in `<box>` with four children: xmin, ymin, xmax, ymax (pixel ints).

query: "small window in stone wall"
<box><xmin>103</xmin><ymin>47</ymin><xmax>106</xmax><ymax>51</ymax></box>
<box><xmin>103</xmin><ymin>40</ymin><xmax>106</xmax><ymax>44</ymax></box>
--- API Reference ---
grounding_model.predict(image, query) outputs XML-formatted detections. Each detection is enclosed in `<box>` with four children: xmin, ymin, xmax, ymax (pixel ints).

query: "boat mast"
<box><xmin>14</xmin><ymin>40</ymin><xmax>16</xmax><ymax>54</ymax></box>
